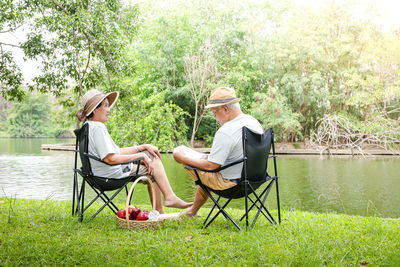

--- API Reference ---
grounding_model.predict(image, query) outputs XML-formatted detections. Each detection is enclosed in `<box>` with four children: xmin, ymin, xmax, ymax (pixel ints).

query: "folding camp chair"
<box><xmin>185</xmin><ymin>127</ymin><xmax>280</xmax><ymax>231</ymax></box>
<box><xmin>72</xmin><ymin>123</ymin><xmax>146</xmax><ymax>222</ymax></box>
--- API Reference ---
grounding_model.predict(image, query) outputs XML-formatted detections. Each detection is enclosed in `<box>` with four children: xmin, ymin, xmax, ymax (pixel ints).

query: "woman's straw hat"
<box><xmin>205</xmin><ymin>87</ymin><xmax>241</xmax><ymax>109</ymax></box>
<box><xmin>81</xmin><ymin>89</ymin><xmax>119</xmax><ymax>117</ymax></box>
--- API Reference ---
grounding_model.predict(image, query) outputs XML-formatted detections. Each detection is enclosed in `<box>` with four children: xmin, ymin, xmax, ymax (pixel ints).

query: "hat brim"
<box><xmin>86</xmin><ymin>91</ymin><xmax>119</xmax><ymax>116</ymax></box>
<box><xmin>205</xmin><ymin>98</ymin><xmax>240</xmax><ymax>109</ymax></box>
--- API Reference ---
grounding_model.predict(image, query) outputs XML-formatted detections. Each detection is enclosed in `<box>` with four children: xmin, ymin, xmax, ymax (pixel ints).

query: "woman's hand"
<box><xmin>142</xmin><ymin>144</ymin><xmax>161</xmax><ymax>160</ymax></box>
<box><xmin>140</xmin><ymin>152</ymin><xmax>154</xmax><ymax>175</ymax></box>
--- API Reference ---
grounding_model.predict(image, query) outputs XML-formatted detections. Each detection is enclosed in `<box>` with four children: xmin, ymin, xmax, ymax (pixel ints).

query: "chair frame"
<box><xmin>72</xmin><ymin>124</ymin><xmax>145</xmax><ymax>222</ymax></box>
<box><xmin>186</xmin><ymin>127</ymin><xmax>280</xmax><ymax>231</ymax></box>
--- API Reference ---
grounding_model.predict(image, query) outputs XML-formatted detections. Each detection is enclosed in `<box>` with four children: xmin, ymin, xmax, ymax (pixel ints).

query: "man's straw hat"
<box><xmin>205</xmin><ymin>87</ymin><xmax>241</xmax><ymax>109</ymax></box>
<box><xmin>81</xmin><ymin>89</ymin><xmax>119</xmax><ymax>117</ymax></box>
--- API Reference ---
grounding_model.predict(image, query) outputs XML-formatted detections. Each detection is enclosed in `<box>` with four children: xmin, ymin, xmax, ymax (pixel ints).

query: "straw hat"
<box><xmin>81</xmin><ymin>89</ymin><xmax>119</xmax><ymax>117</ymax></box>
<box><xmin>204</xmin><ymin>87</ymin><xmax>241</xmax><ymax>109</ymax></box>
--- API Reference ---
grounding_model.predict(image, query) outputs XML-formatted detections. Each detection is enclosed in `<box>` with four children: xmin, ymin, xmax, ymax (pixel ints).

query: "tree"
<box><xmin>0</xmin><ymin>0</ymin><xmax>139</xmax><ymax>101</ymax></box>
<box><xmin>184</xmin><ymin>39</ymin><xmax>219</xmax><ymax>146</ymax></box>
<box><xmin>6</xmin><ymin>92</ymin><xmax>53</xmax><ymax>137</ymax></box>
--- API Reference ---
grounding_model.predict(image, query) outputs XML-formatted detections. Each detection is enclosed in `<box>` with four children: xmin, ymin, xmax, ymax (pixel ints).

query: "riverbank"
<box><xmin>1</xmin><ymin>198</ymin><xmax>399</xmax><ymax>265</ymax></box>
<box><xmin>42</xmin><ymin>142</ymin><xmax>400</xmax><ymax>156</ymax></box>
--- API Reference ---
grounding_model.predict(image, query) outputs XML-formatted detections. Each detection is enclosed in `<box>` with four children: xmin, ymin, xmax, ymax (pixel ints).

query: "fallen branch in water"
<box><xmin>309</xmin><ymin>114</ymin><xmax>400</xmax><ymax>156</ymax></box>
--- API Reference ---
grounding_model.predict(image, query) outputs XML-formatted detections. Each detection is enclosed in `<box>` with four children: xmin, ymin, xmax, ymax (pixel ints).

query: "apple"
<box><xmin>136</xmin><ymin>211</ymin><xmax>148</xmax><ymax>221</ymax></box>
<box><xmin>128</xmin><ymin>207</ymin><xmax>134</xmax><ymax>215</ymax></box>
<box><xmin>117</xmin><ymin>209</ymin><xmax>126</xmax><ymax>219</ymax></box>
<box><xmin>129</xmin><ymin>207</ymin><xmax>141</xmax><ymax>220</ymax></box>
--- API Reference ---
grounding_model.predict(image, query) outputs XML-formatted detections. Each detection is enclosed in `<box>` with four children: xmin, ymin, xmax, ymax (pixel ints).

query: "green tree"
<box><xmin>250</xmin><ymin>90</ymin><xmax>302</xmax><ymax>142</ymax></box>
<box><xmin>6</xmin><ymin>92</ymin><xmax>53</xmax><ymax>137</ymax></box>
<box><xmin>1</xmin><ymin>0</ymin><xmax>139</xmax><ymax>101</ymax></box>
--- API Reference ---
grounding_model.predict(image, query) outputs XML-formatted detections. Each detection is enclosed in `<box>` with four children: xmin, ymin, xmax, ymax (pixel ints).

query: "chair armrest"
<box><xmin>184</xmin><ymin>158</ymin><xmax>244</xmax><ymax>173</ymax></box>
<box><xmin>83</xmin><ymin>152</ymin><xmax>144</xmax><ymax>166</ymax></box>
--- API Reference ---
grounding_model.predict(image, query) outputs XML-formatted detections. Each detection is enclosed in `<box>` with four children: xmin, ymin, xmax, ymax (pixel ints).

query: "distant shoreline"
<box><xmin>41</xmin><ymin>143</ymin><xmax>400</xmax><ymax>156</ymax></box>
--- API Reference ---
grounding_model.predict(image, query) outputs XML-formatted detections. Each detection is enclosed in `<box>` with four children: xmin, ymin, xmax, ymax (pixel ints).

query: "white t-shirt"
<box><xmin>86</xmin><ymin>121</ymin><xmax>131</xmax><ymax>179</ymax></box>
<box><xmin>208</xmin><ymin>113</ymin><xmax>263</xmax><ymax>180</ymax></box>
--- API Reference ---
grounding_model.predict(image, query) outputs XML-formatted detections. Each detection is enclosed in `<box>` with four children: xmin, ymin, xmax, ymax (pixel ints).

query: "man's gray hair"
<box><xmin>225</xmin><ymin>102</ymin><xmax>240</xmax><ymax>110</ymax></box>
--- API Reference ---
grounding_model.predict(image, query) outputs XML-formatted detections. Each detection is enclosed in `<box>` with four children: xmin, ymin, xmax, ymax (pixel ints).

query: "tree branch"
<box><xmin>0</xmin><ymin>42</ymin><xmax>21</xmax><ymax>48</ymax></box>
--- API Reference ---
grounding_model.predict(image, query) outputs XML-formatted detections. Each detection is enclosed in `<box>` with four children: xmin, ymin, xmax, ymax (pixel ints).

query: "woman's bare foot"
<box><xmin>156</xmin><ymin>208</ymin><xmax>166</xmax><ymax>214</ymax></box>
<box><xmin>164</xmin><ymin>196</ymin><xmax>193</xmax><ymax>209</ymax></box>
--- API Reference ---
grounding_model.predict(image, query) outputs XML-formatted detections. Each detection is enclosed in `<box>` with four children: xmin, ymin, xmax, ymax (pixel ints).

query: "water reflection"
<box><xmin>0</xmin><ymin>138</ymin><xmax>399</xmax><ymax>218</ymax></box>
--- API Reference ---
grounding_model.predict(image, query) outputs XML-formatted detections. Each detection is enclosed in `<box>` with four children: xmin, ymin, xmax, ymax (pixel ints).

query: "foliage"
<box><xmin>0</xmin><ymin>0</ymin><xmax>139</xmax><ymax>101</ymax></box>
<box><xmin>1</xmin><ymin>198</ymin><xmax>400</xmax><ymax>265</ymax></box>
<box><xmin>250</xmin><ymin>90</ymin><xmax>302</xmax><ymax>142</ymax></box>
<box><xmin>2</xmin><ymin>0</ymin><xmax>400</xmax><ymax>147</ymax></box>
<box><xmin>107</xmin><ymin>90</ymin><xmax>188</xmax><ymax>152</ymax></box>
<box><xmin>5</xmin><ymin>92</ymin><xmax>58</xmax><ymax>137</ymax></box>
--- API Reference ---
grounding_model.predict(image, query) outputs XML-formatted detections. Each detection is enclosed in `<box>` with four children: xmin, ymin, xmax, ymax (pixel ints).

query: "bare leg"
<box><xmin>150</xmin><ymin>158</ymin><xmax>192</xmax><ymax>209</ymax></box>
<box><xmin>181</xmin><ymin>186</ymin><xmax>208</xmax><ymax>217</ymax></box>
<box><xmin>148</xmin><ymin>182</ymin><xmax>165</xmax><ymax>214</ymax></box>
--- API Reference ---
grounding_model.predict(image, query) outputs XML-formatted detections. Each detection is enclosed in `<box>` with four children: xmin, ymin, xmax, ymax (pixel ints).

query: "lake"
<box><xmin>1</xmin><ymin>138</ymin><xmax>399</xmax><ymax>218</ymax></box>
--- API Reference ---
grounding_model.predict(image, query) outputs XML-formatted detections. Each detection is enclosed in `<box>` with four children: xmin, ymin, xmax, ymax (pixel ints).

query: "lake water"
<box><xmin>1</xmin><ymin>138</ymin><xmax>399</xmax><ymax>218</ymax></box>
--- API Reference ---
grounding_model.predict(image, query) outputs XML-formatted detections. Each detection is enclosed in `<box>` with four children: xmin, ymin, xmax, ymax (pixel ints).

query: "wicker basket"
<box><xmin>117</xmin><ymin>176</ymin><xmax>163</xmax><ymax>230</ymax></box>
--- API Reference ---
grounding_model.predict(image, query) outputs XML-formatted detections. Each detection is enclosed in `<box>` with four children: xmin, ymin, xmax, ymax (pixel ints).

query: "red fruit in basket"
<box><xmin>136</xmin><ymin>211</ymin><xmax>148</xmax><ymax>221</ymax></box>
<box><xmin>117</xmin><ymin>209</ymin><xmax>126</xmax><ymax>219</ymax></box>
<box><xmin>128</xmin><ymin>207</ymin><xmax>134</xmax><ymax>215</ymax></box>
<box><xmin>129</xmin><ymin>207</ymin><xmax>141</xmax><ymax>220</ymax></box>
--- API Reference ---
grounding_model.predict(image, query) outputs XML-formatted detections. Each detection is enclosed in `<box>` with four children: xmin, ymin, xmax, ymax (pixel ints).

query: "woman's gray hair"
<box><xmin>226</xmin><ymin>102</ymin><xmax>240</xmax><ymax>110</ymax></box>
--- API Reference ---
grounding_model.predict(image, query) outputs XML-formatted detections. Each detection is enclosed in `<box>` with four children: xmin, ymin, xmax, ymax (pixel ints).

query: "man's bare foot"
<box><xmin>164</xmin><ymin>196</ymin><xmax>193</xmax><ymax>209</ymax></box>
<box><xmin>179</xmin><ymin>208</ymin><xmax>197</xmax><ymax>217</ymax></box>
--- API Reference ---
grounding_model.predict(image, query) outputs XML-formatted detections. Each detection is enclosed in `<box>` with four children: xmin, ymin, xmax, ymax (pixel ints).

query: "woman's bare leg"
<box><xmin>150</xmin><ymin>158</ymin><xmax>192</xmax><ymax>209</ymax></box>
<box><xmin>148</xmin><ymin>182</ymin><xmax>165</xmax><ymax>214</ymax></box>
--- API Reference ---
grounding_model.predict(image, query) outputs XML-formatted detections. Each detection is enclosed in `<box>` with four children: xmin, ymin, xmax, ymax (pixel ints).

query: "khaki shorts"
<box><xmin>129</xmin><ymin>150</ymin><xmax>155</xmax><ymax>181</ymax></box>
<box><xmin>184</xmin><ymin>166</ymin><xmax>237</xmax><ymax>191</ymax></box>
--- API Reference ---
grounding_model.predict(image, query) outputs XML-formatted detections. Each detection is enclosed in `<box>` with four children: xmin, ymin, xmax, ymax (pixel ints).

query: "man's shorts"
<box><xmin>184</xmin><ymin>167</ymin><xmax>237</xmax><ymax>191</ymax></box>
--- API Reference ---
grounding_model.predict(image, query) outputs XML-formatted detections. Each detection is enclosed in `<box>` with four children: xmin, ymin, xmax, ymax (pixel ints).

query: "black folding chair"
<box><xmin>72</xmin><ymin>123</ymin><xmax>145</xmax><ymax>222</ymax></box>
<box><xmin>185</xmin><ymin>127</ymin><xmax>280</xmax><ymax>231</ymax></box>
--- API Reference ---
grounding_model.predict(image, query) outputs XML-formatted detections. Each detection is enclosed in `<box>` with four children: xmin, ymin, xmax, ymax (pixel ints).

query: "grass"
<box><xmin>1</xmin><ymin>197</ymin><xmax>399</xmax><ymax>266</ymax></box>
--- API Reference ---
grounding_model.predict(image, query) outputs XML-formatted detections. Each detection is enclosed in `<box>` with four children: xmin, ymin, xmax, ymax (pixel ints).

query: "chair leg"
<box><xmin>79</xmin><ymin>181</ymin><xmax>85</xmax><ymax>222</ymax></box>
<box><xmin>72</xmin><ymin>172</ymin><xmax>77</xmax><ymax>216</ymax></box>
<box><xmin>199</xmin><ymin>184</ymin><xmax>241</xmax><ymax>231</ymax></box>
<box><xmin>251</xmin><ymin>186</ymin><xmax>273</xmax><ymax>228</ymax></box>
<box><xmin>245</xmin><ymin>181</ymin><xmax>249</xmax><ymax>229</ymax></box>
<box><xmin>239</xmin><ymin>182</ymin><xmax>276</xmax><ymax>226</ymax></box>
<box><xmin>275</xmin><ymin>177</ymin><xmax>281</xmax><ymax>224</ymax></box>
<box><xmin>240</xmin><ymin>182</ymin><xmax>272</xmax><ymax>220</ymax></box>
<box><xmin>202</xmin><ymin>196</ymin><xmax>220</xmax><ymax>227</ymax></box>
<box><xmin>204</xmin><ymin>198</ymin><xmax>233</xmax><ymax>229</ymax></box>
<box><xmin>241</xmin><ymin>195</ymin><xmax>272</xmax><ymax>224</ymax></box>
<box><xmin>250</xmin><ymin>183</ymin><xmax>277</xmax><ymax>226</ymax></box>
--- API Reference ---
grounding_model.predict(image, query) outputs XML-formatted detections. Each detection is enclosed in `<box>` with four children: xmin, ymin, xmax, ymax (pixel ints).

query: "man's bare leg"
<box><xmin>181</xmin><ymin>187</ymin><xmax>208</xmax><ymax>217</ymax></box>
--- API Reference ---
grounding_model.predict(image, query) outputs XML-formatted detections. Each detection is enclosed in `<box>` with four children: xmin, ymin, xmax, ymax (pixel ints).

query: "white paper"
<box><xmin>173</xmin><ymin>145</ymin><xmax>206</xmax><ymax>160</ymax></box>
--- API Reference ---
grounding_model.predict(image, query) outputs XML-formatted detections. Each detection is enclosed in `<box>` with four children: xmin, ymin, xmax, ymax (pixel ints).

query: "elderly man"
<box><xmin>173</xmin><ymin>87</ymin><xmax>263</xmax><ymax>217</ymax></box>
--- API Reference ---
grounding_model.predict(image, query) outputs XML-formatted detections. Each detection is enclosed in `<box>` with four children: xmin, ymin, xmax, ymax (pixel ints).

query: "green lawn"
<box><xmin>1</xmin><ymin>198</ymin><xmax>399</xmax><ymax>266</ymax></box>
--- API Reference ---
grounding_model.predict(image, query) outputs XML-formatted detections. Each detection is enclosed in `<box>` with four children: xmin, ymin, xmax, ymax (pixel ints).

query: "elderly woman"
<box><xmin>76</xmin><ymin>89</ymin><xmax>192</xmax><ymax>214</ymax></box>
